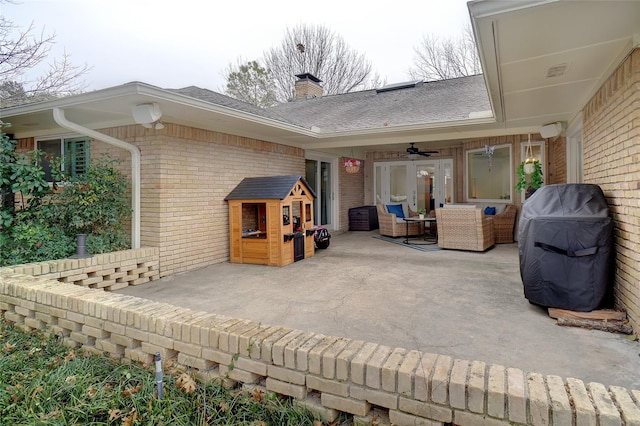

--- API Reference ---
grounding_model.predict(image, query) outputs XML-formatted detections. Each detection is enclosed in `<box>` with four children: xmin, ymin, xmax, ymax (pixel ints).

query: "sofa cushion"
<box><xmin>386</xmin><ymin>204</ymin><xmax>405</xmax><ymax>218</ymax></box>
<box><xmin>484</xmin><ymin>206</ymin><xmax>497</xmax><ymax>215</ymax></box>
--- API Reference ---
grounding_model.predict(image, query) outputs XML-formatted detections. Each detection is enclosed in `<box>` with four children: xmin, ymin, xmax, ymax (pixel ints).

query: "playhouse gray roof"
<box><xmin>172</xmin><ymin>74</ymin><xmax>491</xmax><ymax>132</ymax></box>
<box><xmin>224</xmin><ymin>175</ymin><xmax>316</xmax><ymax>201</ymax></box>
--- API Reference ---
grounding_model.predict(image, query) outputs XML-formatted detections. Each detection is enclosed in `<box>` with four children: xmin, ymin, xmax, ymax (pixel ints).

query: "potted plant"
<box><xmin>515</xmin><ymin>159</ymin><xmax>544</xmax><ymax>199</ymax></box>
<box><xmin>417</xmin><ymin>208</ymin><xmax>427</xmax><ymax>219</ymax></box>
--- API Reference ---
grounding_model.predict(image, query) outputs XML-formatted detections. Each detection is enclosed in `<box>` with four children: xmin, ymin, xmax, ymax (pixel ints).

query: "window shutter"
<box><xmin>64</xmin><ymin>137</ymin><xmax>90</xmax><ymax>177</ymax></box>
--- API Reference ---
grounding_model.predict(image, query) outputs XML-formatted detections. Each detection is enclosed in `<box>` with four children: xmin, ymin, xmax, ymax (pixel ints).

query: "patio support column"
<box><xmin>52</xmin><ymin>107</ymin><xmax>141</xmax><ymax>249</ymax></box>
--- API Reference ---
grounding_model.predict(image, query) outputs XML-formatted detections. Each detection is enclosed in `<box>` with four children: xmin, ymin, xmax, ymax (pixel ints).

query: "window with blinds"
<box><xmin>37</xmin><ymin>136</ymin><xmax>90</xmax><ymax>181</ymax></box>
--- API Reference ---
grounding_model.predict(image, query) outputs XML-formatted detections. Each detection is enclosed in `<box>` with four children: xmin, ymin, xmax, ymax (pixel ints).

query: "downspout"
<box><xmin>52</xmin><ymin>107</ymin><xmax>141</xmax><ymax>249</ymax></box>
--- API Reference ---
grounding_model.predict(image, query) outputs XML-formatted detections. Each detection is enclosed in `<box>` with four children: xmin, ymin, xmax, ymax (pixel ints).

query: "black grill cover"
<box><xmin>518</xmin><ymin>184</ymin><xmax>613</xmax><ymax>311</ymax></box>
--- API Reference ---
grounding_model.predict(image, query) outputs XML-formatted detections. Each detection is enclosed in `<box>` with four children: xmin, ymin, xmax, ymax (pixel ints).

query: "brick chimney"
<box><xmin>294</xmin><ymin>73</ymin><xmax>323</xmax><ymax>99</ymax></box>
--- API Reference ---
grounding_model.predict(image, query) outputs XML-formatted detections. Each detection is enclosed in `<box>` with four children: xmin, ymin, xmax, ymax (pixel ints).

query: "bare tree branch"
<box><xmin>263</xmin><ymin>24</ymin><xmax>377</xmax><ymax>102</ymax></box>
<box><xmin>0</xmin><ymin>15</ymin><xmax>90</xmax><ymax>107</ymax></box>
<box><xmin>408</xmin><ymin>24</ymin><xmax>481</xmax><ymax>81</ymax></box>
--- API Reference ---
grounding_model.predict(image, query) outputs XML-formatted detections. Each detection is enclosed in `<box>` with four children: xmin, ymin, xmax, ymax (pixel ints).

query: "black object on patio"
<box><xmin>518</xmin><ymin>184</ymin><xmax>613</xmax><ymax>312</ymax></box>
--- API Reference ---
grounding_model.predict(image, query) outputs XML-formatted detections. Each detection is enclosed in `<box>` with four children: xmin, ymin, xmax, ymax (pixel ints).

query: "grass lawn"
<box><xmin>0</xmin><ymin>317</ymin><xmax>335</xmax><ymax>425</ymax></box>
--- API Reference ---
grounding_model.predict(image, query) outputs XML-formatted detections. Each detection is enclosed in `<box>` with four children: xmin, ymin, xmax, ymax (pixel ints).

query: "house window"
<box><xmin>37</xmin><ymin>136</ymin><xmax>90</xmax><ymax>181</ymax></box>
<box><xmin>466</xmin><ymin>144</ymin><xmax>512</xmax><ymax>202</ymax></box>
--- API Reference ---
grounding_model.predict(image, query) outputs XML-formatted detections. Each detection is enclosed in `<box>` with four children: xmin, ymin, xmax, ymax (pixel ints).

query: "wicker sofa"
<box><xmin>376</xmin><ymin>203</ymin><xmax>422</xmax><ymax>238</ymax></box>
<box><xmin>435</xmin><ymin>206</ymin><xmax>495</xmax><ymax>251</ymax></box>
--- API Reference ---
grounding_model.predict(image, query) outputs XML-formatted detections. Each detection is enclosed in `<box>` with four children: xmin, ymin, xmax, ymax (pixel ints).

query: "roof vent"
<box><xmin>546</xmin><ymin>63</ymin><xmax>568</xmax><ymax>78</ymax></box>
<box><xmin>376</xmin><ymin>80</ymin><xmax>423</xmax><ymax>93</ymax></box>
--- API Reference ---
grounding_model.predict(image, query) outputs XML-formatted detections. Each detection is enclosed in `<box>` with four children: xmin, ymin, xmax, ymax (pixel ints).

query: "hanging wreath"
<box><xmin>344</xmin><ymin>158</ymin><xmax>361</xmax><ymax>174</ymax></box>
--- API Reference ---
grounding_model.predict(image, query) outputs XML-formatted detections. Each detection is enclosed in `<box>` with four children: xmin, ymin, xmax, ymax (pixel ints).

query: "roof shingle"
<box><xmin>171</xmin><ymin>75</ymin><xmax>491</xmax><ymax>133</ymax></box>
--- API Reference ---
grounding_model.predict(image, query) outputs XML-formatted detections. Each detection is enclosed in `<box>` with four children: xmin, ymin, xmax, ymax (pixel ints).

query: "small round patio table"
<box><xmin>402</xmin><ymin>216</ymin><xmax>437</xmax><ymax>245</ymax></box>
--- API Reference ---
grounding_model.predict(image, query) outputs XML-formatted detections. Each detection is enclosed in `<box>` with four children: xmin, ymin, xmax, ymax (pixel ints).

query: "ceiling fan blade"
<box><xmin>406</xmin><ymin>143</ymin><xmax>438</xmax><ymax>157</ymax></box>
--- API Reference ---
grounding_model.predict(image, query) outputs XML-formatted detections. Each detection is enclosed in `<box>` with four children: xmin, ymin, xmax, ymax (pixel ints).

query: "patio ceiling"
<box><xmin>469</xmin><ymin>0</ymin><xmax>640</xmax><ymax>130</ymax></box>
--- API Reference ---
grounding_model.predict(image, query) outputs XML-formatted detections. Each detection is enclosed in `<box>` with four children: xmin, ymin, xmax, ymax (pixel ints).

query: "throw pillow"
<box><xmin>484</xmin><ymin>206</ymin><xmax>496</xmax><ymax>215</ymax></box>
<box><xmin>386</xmin><ymin>204</ymin><xmax>405</xmax><ymax>218</ymax></box>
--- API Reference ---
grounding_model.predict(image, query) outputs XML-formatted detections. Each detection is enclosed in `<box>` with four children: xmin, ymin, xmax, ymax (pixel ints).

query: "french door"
<box><xmin>375</xmin><ymin>159</ymin><xmax>453</xmax><ymax>213</ymax></box>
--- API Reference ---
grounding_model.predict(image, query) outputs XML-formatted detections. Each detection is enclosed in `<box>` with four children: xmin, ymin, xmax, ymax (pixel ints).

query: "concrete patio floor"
<box><xmin>118</xmin><ymin>230</ymin><xmax>640</xmax><ymax>391</ymax></box>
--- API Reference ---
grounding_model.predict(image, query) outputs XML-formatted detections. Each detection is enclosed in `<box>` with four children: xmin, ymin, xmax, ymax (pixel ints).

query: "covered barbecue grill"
<box><xmin>518</xmin><ymin>184</ymin><xmax>613</xmax><ymax>311</ymax></box>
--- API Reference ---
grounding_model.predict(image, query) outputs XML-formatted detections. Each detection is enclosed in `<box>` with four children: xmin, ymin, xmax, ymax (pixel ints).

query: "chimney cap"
<box><xmin>295</xmin><ymin>73</ymin><xmax>322</xmax><ymax>83</ymax></box>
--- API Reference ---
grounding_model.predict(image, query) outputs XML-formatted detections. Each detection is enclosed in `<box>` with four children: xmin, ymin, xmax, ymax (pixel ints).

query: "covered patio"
<box><xmin>118</xmin><ymin>230</ymin><xmax>640</xmax><ymax>391</ymax></box>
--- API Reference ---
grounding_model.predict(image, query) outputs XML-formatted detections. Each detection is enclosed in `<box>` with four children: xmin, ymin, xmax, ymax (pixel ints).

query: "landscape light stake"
<box><xmin>155</xmin><ymin>352</ymin><xmax>164</xmax><ymax>399</ymax></box>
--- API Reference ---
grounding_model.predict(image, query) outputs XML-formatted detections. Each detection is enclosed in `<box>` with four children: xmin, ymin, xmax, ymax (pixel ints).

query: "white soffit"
<box><xmin>469</xmin><ymin>0</ymin><xmax>640</xmax><ymax>128</ymax></box>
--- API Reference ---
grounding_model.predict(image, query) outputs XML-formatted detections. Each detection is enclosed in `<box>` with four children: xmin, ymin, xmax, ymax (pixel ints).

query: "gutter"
<box><xmin>52</xmin><ymin>107</ymin><xmax>140</xmax><ymax>249</ymax></box>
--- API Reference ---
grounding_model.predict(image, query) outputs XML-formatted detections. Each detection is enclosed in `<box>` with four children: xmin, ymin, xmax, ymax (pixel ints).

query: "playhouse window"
<box><xmin>241</xmin><ymin>203</ymin><xmax>266</xmax><ymax>238</ymax></box>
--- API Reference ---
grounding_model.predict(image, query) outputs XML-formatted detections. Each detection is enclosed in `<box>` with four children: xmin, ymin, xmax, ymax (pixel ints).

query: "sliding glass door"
<box><xmin>305</xmin><ymin>155</ymin><xmax>337</xmax><ymax>229</ymax></box>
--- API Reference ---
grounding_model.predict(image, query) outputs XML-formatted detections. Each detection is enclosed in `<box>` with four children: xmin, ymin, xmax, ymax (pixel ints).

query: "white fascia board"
<box><xmin>0</xmin><ymin>82</ymin><xmax>155</xmax><ymax>116</ymax></box>
<box><xmin>467</xmin><ymin>0</ymin><xmax>558</xmax><ymax>19</ymax></box>
<box><xmin>303</xmin><ymin>124</ymin><xmax>540</xmax><ymax>151</ymax></box>
<box><xmin>140</xmin><ymin>88</ymin><xmax>317</xmax><ymax>137</ymax></box>
<box><xmin>308</xmin><ymin>116</ymin><xmax>497</xmax><ymax>140</ymax></box>
<box><xmin>0</xmin><ymin>82</ymin><xmax>317</xmax><ymax>137</ymax></box>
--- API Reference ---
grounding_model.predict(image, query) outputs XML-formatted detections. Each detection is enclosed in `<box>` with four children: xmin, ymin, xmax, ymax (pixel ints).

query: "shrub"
<box><xmin>0</xmin><ymin>126</ymin><xmax>131</xmax><ymax>266</ymax></box>
<box><xmin>1</xmin><ymin>218</ymin><xmax>75</xmax><ymax>265</ymax></box>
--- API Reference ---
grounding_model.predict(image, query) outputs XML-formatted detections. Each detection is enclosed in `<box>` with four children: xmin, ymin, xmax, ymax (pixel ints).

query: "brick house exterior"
<box><xmin>15</xmin><ymin>124</ymin><xmax>306</xmax><ymax>276</ymax></box>
<box><xmin>2</xmin><ymin>2</ymin><xmax>639</xmax><ymax>334</ymax></box>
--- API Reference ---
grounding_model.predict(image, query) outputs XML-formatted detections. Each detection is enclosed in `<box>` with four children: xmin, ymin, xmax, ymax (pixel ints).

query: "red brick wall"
<box><xmin>339</xmin><ymin>157</ymin><xmax>365</xmax><ymax>232</ymax></box>
<box><xmin>547</xmin><ymin>137</ymin><xmax>566</xmax><ymax>185</ymax></box>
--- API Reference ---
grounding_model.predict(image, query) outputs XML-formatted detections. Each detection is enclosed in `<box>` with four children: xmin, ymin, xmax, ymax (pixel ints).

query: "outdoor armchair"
<box><xmin>376</xmin><ymin>203</ymin><xmax>422</xmax><ymax>238</ymax></box>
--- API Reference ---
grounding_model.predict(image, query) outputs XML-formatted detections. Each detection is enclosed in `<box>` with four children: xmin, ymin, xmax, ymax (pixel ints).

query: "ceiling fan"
<box><xmin>406</xmin><ymin>143</ymin><xmax>438</xmax><ymax>157</ymax></box>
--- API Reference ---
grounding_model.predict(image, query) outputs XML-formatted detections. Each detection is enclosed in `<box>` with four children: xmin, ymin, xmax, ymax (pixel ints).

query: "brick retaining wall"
<box><xmin>2</xmin><ymin>272</ymin><xmax>639</xmax><ymax>425</ymax></box>
<box><xmin>1</xmin><ymin>248</ymin><xmax>159</xmax><ymax>290</ymax></box>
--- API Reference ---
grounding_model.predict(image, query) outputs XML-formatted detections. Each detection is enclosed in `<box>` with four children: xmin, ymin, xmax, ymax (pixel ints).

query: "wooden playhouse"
<box><xmin>225</xmin><ymin>175</ymin><xmax>317</xmax><ymax>266</ymax></box>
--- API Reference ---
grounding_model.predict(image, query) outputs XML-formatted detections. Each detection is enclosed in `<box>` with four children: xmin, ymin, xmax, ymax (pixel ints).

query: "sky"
<box><xmin>3</xmin><ymin>0</ymin><xmax>472</xmax><ymax>93</ymax></box>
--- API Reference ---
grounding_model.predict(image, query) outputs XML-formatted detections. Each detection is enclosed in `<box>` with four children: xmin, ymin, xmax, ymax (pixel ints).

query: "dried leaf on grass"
<box><xmin>175</xmin><ymin>372</ymin><xmax>196</xmax><ymax>394</ymax></box>
<box><xmin>121</xmin><ymin>408</ymin><xmax>138</xmax><ymax>426</ymax></box>
<box><xmin>31</xmin><ymin>386</ymin><xmax>44</xmax><ymax>399</ymax></box>
<box><xmin>121</xmin><ymin>385</ymin><xmax>140</xmax><ymax>397</ymax></box>
<box><xmin>39</xmin><ymin>408</ymin><xmax>61</xmax><ymax>420</ymax></box>
<box><xmin>3</xmin><ymin>342</ymin><xmax>16</xmax><ymax>353</ymax></box>
<box><xmin>219</xmin><ymin>401</ymin><xmax>229</xmax><ymax>412</ymax></box>
<box><xmin>249</xmin><ymin>388</ymin><xmax>264</xmax><ymax>403</ymax></box>
<box><xmin>108</xmin><ymin>409</ymin><xmax>121</xmax><ymax>420</ymax></box>
<box><xmin>87</xmin><ymin>387</ymin><xmax>96</xmax><ymax>399</ymax></box>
